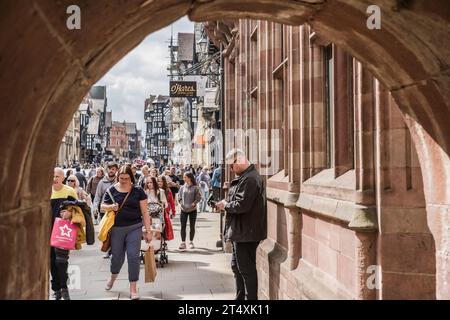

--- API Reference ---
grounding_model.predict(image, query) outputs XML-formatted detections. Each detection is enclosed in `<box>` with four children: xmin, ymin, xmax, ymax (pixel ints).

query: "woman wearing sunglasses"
<box><xmin>66</xmin><ymin>175</ymin><xmax>92</xmax><ymax>207</ymax></box>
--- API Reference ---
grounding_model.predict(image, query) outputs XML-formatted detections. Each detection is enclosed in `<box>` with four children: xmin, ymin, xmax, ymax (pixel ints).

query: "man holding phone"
<box><xmin>214</xmin><ymin>149</ymin><xmax>267</xmax><ymax>300</ymax></box>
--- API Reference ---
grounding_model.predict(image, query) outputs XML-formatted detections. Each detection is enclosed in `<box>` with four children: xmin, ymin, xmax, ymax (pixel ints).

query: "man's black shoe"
<box><xmin>61</xmin><ymin>288</ymin><xmax>71</xmax><ymax>300</ymax></box>
<box><xmin>52</xmin><ymin>290</ymin><xmax>62</xmax><ymax>300</ymax></box>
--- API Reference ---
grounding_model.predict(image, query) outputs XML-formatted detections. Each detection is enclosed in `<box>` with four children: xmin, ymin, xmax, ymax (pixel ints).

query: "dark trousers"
<box><xmin>50</xmin><ymin>247</ymin><xmax>70</xmax><ymax>291</ymax></box>
<box><xmin>231</xmin><ymin>241</ymin><xmax>260</xmax><ymax>300</ymax></box>
<box><xmin>180</xmin><ymin>210</ymin><xmax>197</xmax><ymax>242</ymax></box>
<box><xmin>212</xmin><ymin>187</ymin><xmax>221</xmax><ymax>201</ymax></box>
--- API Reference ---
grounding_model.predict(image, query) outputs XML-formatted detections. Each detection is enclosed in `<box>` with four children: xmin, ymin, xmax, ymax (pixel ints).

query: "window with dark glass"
<box><xmin>324</xmin><ymin>44</ymin><xmax>334</xmax><ymax>169</ymax></box>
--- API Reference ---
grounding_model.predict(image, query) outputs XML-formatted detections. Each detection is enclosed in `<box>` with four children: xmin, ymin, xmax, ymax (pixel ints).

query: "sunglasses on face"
<box><xmin>67</xmin><ymin>180</ymin><xmax>75</xmax><ymax>182</ymax></box>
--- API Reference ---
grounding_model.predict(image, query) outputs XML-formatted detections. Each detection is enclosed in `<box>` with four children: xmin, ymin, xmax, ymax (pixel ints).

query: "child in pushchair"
<box><xmin>140</xmin><ymin>208</ymin><xmax>168</xmax><ymax>267</ymax></box>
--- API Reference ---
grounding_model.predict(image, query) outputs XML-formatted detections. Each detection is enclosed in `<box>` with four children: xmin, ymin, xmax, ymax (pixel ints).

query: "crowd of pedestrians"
<box><xmin>51</xmin><ymin>152</ymin><xmax>266</xmax><ymax>301</ymax></box>
<box><xmin>50</xmin><ymin>160</ymin><xmax>226</xmax><ymax>300</ymax></box>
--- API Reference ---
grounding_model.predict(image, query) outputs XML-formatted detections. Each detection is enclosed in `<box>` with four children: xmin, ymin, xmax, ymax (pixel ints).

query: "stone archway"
<box><xmin>0</xmin><ymin>0</ymin><xmax>449</xmax><ymax>299</ymax></box>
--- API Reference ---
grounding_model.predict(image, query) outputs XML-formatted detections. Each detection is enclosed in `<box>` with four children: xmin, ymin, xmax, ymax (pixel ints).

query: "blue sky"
<box><xmin>95</xmin><ymin>16</ymin><xmax>194</xmax><ymax>132</ymax></box>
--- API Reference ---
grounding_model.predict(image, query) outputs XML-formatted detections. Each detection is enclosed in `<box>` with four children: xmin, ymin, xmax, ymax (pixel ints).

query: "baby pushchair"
<box><xmin>140</xmin><ymin>205</ymin><xmax>168</xmax><ymax>267</ymax></box>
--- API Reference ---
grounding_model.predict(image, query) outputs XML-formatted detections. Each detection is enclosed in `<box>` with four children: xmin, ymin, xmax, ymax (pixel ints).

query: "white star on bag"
<box><xmin>59</xmin><ymin>224</ymin><xmax>73</xmax><ymax>238</ymax></box>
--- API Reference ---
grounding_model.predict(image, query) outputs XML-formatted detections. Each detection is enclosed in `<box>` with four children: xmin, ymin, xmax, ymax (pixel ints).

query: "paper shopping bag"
<box><xmin>144</xmin><ymin>247</ymin><xmax>157</xmax><ymax>283</ymax></box>
<box><xmin>50</xmin><ymin>217</ymin><xmax>77</xmax><ymax>250</ymax></box>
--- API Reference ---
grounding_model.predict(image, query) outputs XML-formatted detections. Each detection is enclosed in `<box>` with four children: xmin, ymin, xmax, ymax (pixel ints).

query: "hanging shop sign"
<box><xmin>170</xmin><ymin>81</ymin><xmax>197</xmax><ymax>97</ymax></box>
<box><xmin>203</xmin><ymin>87</ymin><xmax>219</xmax><ymax>111</ymax></box>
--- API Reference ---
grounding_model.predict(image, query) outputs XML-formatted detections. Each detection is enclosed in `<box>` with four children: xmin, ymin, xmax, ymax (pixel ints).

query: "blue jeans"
<box><xmin>198</xmin><ymin>188</ymin><xmax>209</xmax><ymax>212</ymax></box>
<box><xmin>110</xmin><ymin>222</ymin><xmax>142</xmax><ymax>282</ymax></box>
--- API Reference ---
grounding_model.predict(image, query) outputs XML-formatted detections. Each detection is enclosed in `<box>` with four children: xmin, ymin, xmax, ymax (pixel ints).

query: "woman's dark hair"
<box><xmin>145</xmin><ymin>176</ymin><xmax>160</xmax><ymax>195</ymax></box>
<box><xmin>184</xmin><ymin>172</ymin><xmax>197</xmax><ymax>186</ymax></box>
<box><xmin>159</xmin><ymin>175</ymin><xmax>170</xmax><ymax>198</ymax></box>
<box><xmin>118</xmin><ymin>165</ymin><xmax>135</xmax><ymax>185</ymax></box>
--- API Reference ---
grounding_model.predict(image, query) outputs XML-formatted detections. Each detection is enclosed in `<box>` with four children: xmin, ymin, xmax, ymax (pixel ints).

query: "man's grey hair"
<box><xmin>54</xmin><ymin>167</ymin><xmax>64</xmax><ymax>176</ymax></box>
<box><xmin>225</xmin><ymin>148</ymin><xmax>246</xmax><ymax>162</ymax></box>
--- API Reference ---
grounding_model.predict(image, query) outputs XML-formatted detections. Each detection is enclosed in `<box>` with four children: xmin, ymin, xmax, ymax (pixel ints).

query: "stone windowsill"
<box><xmin>266</xmin><ymin>187</ymin><xmax>299</xmax><ymax>209</ymax></box>
<box><xmin>266</xmin><ymin>187</ymin><xmax>378</xmax><ymax>231</ymax></box>
<box><xmin>296</xmin><ymin>192</ymin><xmax>377</xmax><ymax>231</ymax></box>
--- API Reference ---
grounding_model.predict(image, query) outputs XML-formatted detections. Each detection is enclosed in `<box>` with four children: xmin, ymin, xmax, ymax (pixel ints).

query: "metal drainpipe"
<box><xmin>216</xmin><ymin>42</ymin><xmax>226</xmax><ymax>249</ymax></box>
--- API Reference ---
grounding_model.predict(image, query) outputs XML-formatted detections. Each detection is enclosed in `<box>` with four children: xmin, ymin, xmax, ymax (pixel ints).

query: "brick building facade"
<box><xmin>109</xmin><ymin>121</ymin><xmax>128</xmax><ymax>161</ymax></box>
<box><xmin>206</xmin><ymin>20</ymin><xmax>433</xmax><ymax>299</ymax></box>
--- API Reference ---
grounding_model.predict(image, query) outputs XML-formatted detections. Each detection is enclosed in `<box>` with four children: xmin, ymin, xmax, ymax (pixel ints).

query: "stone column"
<box><xmin>286</xmin><ymin>204</ymin><xmax>302</xmax><ymax>270</ymax></box>
<box><xmin>406</xmin><ymin>114</ymin><xmax>450</xmax><ymax>300</ymax></box>
<box><xmin>0</xmin><ymin>202</ymin><xmax>50</xmax><ymax>299</ymax></box>
<box><xmin>355</xmin><ymin>231</ymin><xmax>377</xmax><ymax>299</ymax></box>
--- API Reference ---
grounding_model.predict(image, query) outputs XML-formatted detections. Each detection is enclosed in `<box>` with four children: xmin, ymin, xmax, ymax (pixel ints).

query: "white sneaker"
<box><xmin>130</xmin><ymin>292</ymin><xmax>140</xmax><ymax>300</ymax></box>
<box><xmin>179</xmin><ymin>242</ymin><xmax>186</xmax><ymax>250</ymax></box>
<box><xmin>189</xmin><ymin>242</ymin><xmax>195</xmax><ymax>249</ymax></box>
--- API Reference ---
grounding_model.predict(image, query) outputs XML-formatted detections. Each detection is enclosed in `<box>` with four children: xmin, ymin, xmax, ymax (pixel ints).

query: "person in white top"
<box><xmin>144</xmin><ymin>176</ymin><xmax>167</xmax><ymax>250</ymax></box>
<box><xmin>144</xmin><ymin>176</ymin><xmax>167</xmax><ymax>208</ymax></box>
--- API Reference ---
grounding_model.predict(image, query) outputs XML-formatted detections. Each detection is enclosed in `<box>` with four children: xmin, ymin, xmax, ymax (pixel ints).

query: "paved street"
<box><xmin>65</xmin><ymin>211</ymin><xmax>235</xmax><ymax>300</ymax></box>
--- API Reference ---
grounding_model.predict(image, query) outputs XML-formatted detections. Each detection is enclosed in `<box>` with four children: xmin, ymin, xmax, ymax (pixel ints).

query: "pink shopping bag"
<box><xmin>50</xmin><ymin>217</ymin><xmax>77</xmax><ymax>250</ymax></box>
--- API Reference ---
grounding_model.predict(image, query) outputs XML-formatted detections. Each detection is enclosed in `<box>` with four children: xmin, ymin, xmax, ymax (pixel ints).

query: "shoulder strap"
<box><xmin>116</xmin><ymin>189</ymin><xmax>132</xmax><ymax>216</ymax></box>
<box><xmin>107</xmin><ymin>186</ymin><xmax>132</xmax><ymax>217</ymax></box>
<box><xmin>106</xmin><ymin>188</ymin><xmax>116</xmax><ymax>204</ymax></box>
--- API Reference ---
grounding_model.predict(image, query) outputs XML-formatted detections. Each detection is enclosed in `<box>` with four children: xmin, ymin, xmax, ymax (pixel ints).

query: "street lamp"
<box><xmin>197</xmin><ymin>36</ymin><xmax>208</xmax><ymax>56</ymax></box>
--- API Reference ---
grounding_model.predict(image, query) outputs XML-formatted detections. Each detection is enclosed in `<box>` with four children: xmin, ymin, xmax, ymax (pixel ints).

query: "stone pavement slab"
<box><xmin>59</xmin><ymin>210</ymin><xmax>235</xmax><ymax>300</ymax></box>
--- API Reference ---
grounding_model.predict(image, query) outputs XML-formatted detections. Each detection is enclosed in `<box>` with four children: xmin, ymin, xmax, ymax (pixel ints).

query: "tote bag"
<box><xmin>50</xmin><ymin>217</ymin><xmax>77</xmax><ymax>250</ymax></box>
<box><xmin>144</xmin><ymin>247</ymin><xmax>157</xmax><ymax>283</ymax></box>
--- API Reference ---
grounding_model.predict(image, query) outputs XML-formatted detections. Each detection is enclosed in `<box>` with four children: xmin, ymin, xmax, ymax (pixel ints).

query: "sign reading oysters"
<box><xmin>170</xmin><ymin>81</ymin><xmax>197</xmax><ymax>97</ymax></box>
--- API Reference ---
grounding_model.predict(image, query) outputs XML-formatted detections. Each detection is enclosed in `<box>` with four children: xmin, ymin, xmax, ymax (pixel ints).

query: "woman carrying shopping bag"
<box><xmin>101</xmin><ymin>165</ymin><xmax>152</xmax><ymax>300</ymax></box>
